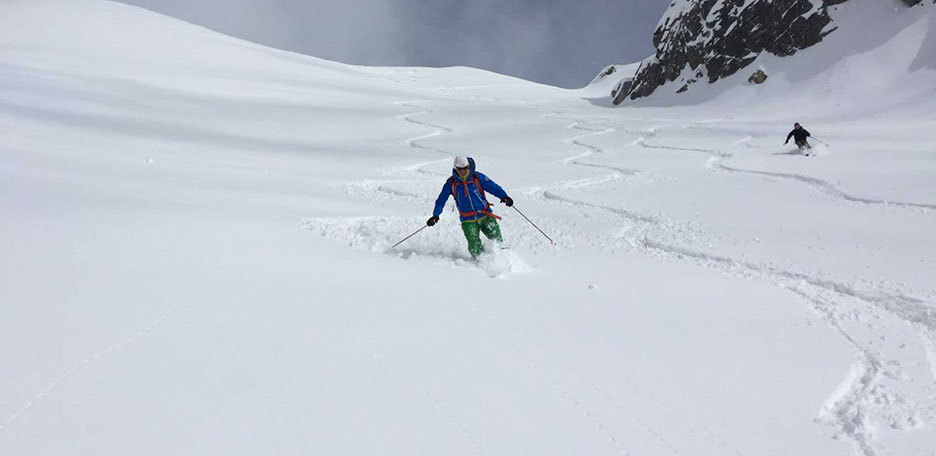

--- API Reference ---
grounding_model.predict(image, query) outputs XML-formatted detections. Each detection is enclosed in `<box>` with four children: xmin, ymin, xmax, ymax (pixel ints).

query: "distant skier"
<box><xmin>426</xmin><ymin>156</ymin><xmax>513</xmax><ymax>258</ymax></box>
<box><xmin>784</xmin><ymin>122</ymin><xmax>812</xmax><ymax>154</ymax></box>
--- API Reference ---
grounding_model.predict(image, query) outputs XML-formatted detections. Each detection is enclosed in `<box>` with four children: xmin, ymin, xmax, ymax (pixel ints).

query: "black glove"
<box><xmin>426</xmin><ymin>215</ymin><xmax>439</xmax><ymax>227</ymax></box>
<box><xmin>500</xmin><ymin>196</ymin><xmax>513</xmax><ymax>207</ymax></box>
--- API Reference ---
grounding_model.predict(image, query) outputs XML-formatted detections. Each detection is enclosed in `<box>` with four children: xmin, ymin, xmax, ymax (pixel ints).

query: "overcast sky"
<box><xmin>117</xmin><ymin>0</ymin><xmax>668</xmax><ymax>88</ymax></box>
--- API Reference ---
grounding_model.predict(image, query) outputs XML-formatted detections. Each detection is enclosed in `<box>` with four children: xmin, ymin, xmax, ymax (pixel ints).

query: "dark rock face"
<box><xmin>617</xmin><ymin>0</ymin><xmax>848</xmax><ymax>101</ymax></box>
<box><xmin>611</xmin><ymin>79</ymin><xmax>633</xmax><ymax>105</ymax></box>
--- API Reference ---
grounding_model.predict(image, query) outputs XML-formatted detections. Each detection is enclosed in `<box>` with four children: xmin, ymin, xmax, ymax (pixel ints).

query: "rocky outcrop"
<box><xmin>608</xmin><ymin>0</ymin><xmax>848</xmax><ymax>103</ymax></box>
<box><xmin>748</xmin><ymin>69</ymin><xmax>768</xmax><ymax>84</ymax></box>
<box><xmin>608</xmin><ymin>0</ymin><xmax>935</xmax><ymax>104</ymax></box>
<box><xmin>605</xmin><ymin>0</ymin><xmax>933</xmax><ymax>104</ymax></box>
<box><xmin>611</xmin><ymin>78</ymin><xmax>634</xmax><ymax>105</ymax></box>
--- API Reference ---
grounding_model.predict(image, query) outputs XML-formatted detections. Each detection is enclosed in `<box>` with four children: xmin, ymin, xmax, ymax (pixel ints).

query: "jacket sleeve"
<box><xmin>803</xmin><ymin>129</ymin><xmax>811</xmax><ymax>137</ymax></box>
<box><xmin>786</xmin><ymin>130</ymin><xmax>795</xmax><ymax>142</ymax></box>
<box><xmin>432</xmin><ymin>180</ymin><xmax>451</xmax><ymax>217</ymax></box>
<box><xmin>476</xmin><ymin>172</ymin><xmax>508</xmax><ymax>200</ymax></box>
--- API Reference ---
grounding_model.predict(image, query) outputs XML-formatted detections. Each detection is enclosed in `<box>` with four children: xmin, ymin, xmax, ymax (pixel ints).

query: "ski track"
<box><xmin>638</xmin><ymin>238</ymin><xmax>934</xmax><ymax>328</ymax></box>
<box><xmin>396</xmin><ymin>157</ymin><xmax>450</xmax><ymax>176</ymax></box>
<box><xmin>816</xmin><ymin>352</ymin><xmax>881</xmax><ymax>456</ymax></box>
<box><xmin>572</xmin><ymin>160</ymin><xmax>641</xmax><ymax>177</ymax></box>
<box><xmin>326</xmin><ymin>97</ymin><xmax>933</xmax><ymax>455</ymax></box>
<box><xmin>329</xmin><ymin>99</ymin><xmax>542</xmax><ymax>279</ymax></box>
<box><xmin>635</xmin><ymin>139</ymin><xmax>728</xmax><ymax>158</ymax></box>
<box><xmin>466</xmin><ymin>103</ymin><xmax>933</xmax><ymax>455</ymax></box>
<box><xmin>396</xmin><ymin>101</ymin><xmax>454</xmax><ymax>157</ymax></box>
<box><xmin>631</xmin><ymin>135</ymin><xmax>934</xmax><ymax>297</ymax></box>
<box><xmin>376</xmin><ymin>183</ymin><xmax>421</xmax><ymax>199</ymax></box>
<box><xmin>334</xmin><ymin>98</ymin><xmax>555</xmax><ymax>276</ymax></box>
<box><xmin>542</xmin><ymin>118</ymin><xmax>935</xmax><ymax>320</ymax></box>
<box><xmin>345</xmin><ymin>179</ymin><xmax>427</xmax><ymax>200</ymax></box>
<box><xmin>329</xmin><ymin>98</ymin><xmax>637</xmax><ymax>454</ymax></box>
<box><xmin>718</xmin><ymin>163</ymin><xmax>936</xmax><ymax>210</ymax></box>
<box><xmin>795</xmin><ymin>287</ymin><xmax>886</xmax><ymax>456</ymax></box>
<box><xmin>577</xmin><ymin>129</ymin><xmax>936</xmax><ymax>319</ymax></box>
<box><xmin>540</xmin><ymin>112</ymin><xmax>644</xmax><ymax>196</ymax></box>
<box><xmin>392</xmin><ymin>101</ymin><xmax>457</xmax><ymax>181</ymax></box>
<box><xmin>342</xmin><ymin>102</ymin><xmax>456</xmax><ymax>216</ymax></box>
<box><xmin>341</xmin><ymin>102</ymin><xmax>455</xmax><ymax>206</ymax></box>
<box><xmin>368</xmin><ymin>102</ymin><xmax>687</xmax><ymax>454</ymax></box>
<box><xmin>640</xmin><ymin>232</ymin><xmax>935</xmax><ymax>455</ymax></box>
<box><xmin>511</xmin><ymin>113</ymin><xmax>747</xmax><ymax>455</ymax></box>
<box><xmin>636</xmin><ymin>139</ymin><xmax>936</xmax><ymax>211</ymax></box>
<box><xmin>552</xmin><ymin>182</ymin><xmax>928</xmax><ymax>456</ymax></box>
<box><xmin>349</xmin><ymin>92</ymin><xmax>516</xmax><ymax>442</ymax></box>
<box><xmin>542</xmin><ymin>190</ymin><xmax>659</xmax><ymax>225</ymax></box>
<box><xmin>529</xmin><ymin>112</ymin><xmax>935</xmax><ymax>456</ymax></box>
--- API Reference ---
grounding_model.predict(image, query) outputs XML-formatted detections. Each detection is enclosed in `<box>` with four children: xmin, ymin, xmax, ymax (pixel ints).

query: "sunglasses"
<box><xmin>455</xmin><ymin>166</ymin><xmax>469</xmax><ymax>172</ymax></box>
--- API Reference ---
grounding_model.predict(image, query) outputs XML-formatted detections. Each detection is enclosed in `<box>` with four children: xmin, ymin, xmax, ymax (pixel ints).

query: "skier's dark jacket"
<box><xmin>432</xmin><ymin>157</ymin><xmax>509</xmax><ymax>222</ymax></box>
<box><xmin>786</xmin><ymin>127</ymin><xmax>811</xmax><ymax>143</ymax></box>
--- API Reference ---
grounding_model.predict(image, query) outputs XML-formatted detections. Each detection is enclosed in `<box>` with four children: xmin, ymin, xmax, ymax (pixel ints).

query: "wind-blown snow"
<box><xmin>1</xmin><ymin>0</ymin><xmax>934</xmax><ymax>455</ymax></box>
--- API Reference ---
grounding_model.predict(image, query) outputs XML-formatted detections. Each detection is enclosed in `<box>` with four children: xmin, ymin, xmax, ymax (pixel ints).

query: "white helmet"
<box><xmin>453</xmin><ymin>155</ymin><xmax>469</xmax><ymax>168</ymax></box>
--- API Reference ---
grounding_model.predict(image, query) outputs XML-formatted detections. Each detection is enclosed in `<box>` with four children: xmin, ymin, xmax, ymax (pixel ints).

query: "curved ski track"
<box><xmin>531</xmin><ymin>111</ymin><xmax>934</xmax><ymax>456</ymax></box>
<box><xmin>321</xmin><ymin>99</ymin><xmax>657</xmax><ymax>454</ymax></box>
<box><xmin>324</xmin><ymin>92</ymin><xmax>935</xmax><ymax>456</ymax></box>
<box><xmin>636</xmin><ymin>138</ymin><xmax>936</xmax><ymax>211</ymax></box>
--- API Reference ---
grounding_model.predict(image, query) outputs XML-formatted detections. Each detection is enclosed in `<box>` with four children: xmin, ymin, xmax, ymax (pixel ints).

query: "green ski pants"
<box><xmin>461</xmin><ymin>216</ymin><xmax>503</xmax><ymax>257</ymax></box>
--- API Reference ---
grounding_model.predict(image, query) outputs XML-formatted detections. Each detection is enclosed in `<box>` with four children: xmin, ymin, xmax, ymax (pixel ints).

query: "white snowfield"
<box><xmin>1</xmin><ymin>0</ymin><xmax>934</xmax><ymax>455</ymax></box>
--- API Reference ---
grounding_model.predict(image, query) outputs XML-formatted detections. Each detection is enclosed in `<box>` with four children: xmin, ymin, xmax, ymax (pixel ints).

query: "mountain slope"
<box><xmin>607</xmin><ymin>0</ymin><xmax>935</xmax><ymax>104</ymax></box>
<box><xmin>1</xmin><ymin>1</ymin><xmax>935</xmax><ymax>455</ymax></box>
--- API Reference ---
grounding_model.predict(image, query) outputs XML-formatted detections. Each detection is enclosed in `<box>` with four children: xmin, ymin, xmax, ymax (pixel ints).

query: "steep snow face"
<box><xmin>611</xmin><ymin>0</ymin><xmax>933</xmax><ymax>102</ymax></box>
<box><xmin>2</xmin><ymin>1</ymin><xmax>936</xmax><ymax>456</ymax></box>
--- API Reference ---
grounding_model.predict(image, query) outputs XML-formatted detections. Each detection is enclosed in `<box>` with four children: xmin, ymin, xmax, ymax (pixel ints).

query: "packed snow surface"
<box><xmin>1</xmin><ymin>1</ymin><xmax>934</xmax><ymax>455</ymax></box>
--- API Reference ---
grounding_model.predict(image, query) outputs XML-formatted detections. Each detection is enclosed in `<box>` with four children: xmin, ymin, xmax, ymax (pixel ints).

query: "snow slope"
<box><xmin>1</xmin><ymin>1</ymin><xmax>934</xmax><ymax>455</ymax></box>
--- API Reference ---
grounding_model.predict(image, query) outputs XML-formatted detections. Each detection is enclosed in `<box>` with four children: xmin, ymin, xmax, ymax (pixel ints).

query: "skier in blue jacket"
<box><xmin>426</xmin><ymin>156</ymin><xmax>513</xmax><ymax>257</ymax></box>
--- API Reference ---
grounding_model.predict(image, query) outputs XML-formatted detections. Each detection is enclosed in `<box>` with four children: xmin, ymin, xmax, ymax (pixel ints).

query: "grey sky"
<box><xmin>117</xmin><ymin>0</ymin><xmax>668</xmax><ymax>88</ymax></box>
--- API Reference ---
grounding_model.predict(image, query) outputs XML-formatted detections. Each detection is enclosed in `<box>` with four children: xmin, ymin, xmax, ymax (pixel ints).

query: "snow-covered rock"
<box><xmin>609</xmin><ymin>0</ymin><xmax>933</xmax><ymax>103</ymax></box>
<box><xmin>748</xmin><ymin>69</ymin><xmax>768</xmax><ymax>84</ymax></box>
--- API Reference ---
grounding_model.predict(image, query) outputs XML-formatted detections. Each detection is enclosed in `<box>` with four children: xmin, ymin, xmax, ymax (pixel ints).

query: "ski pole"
<box><xmin>512</xmin><ymin>206</ymin><xmax>555</xmax><ymax>245</ymax></box>
<box><xmin>390</xmin><ymin>225</ymin><xmax>428</xmax><ymax>250</ymax></box>
<box><xmin>811</xmin><ymin>137</ymin><xmax>829</xmax><ymax>146</ymax></box>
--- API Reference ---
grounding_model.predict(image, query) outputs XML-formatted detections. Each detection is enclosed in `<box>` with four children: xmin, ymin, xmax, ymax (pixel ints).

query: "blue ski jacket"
<box><xmin>432</xmin><ymin>157</ymin><xmax>509</xmax><ymax>222</ymax></box>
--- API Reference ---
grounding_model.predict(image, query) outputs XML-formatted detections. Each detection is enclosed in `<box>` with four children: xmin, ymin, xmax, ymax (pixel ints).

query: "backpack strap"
<box><xmin>473</xmin><ymin>175</ymin><xmax>489</xmax><ymax>204</ymax></box>
<box><xmin>458</xmin><ymin>209</ymin><xmax>502</xmax><ymax>220</ymax></box>
<box><xmin>451</xmin><ymin>175</ymin><xmax>486</xmax><ymax>198</ymax></box>
<box><xmin>451</xmin><ymin>175</ymin><xmax>498</xmax><ymax>219</ymax></box>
